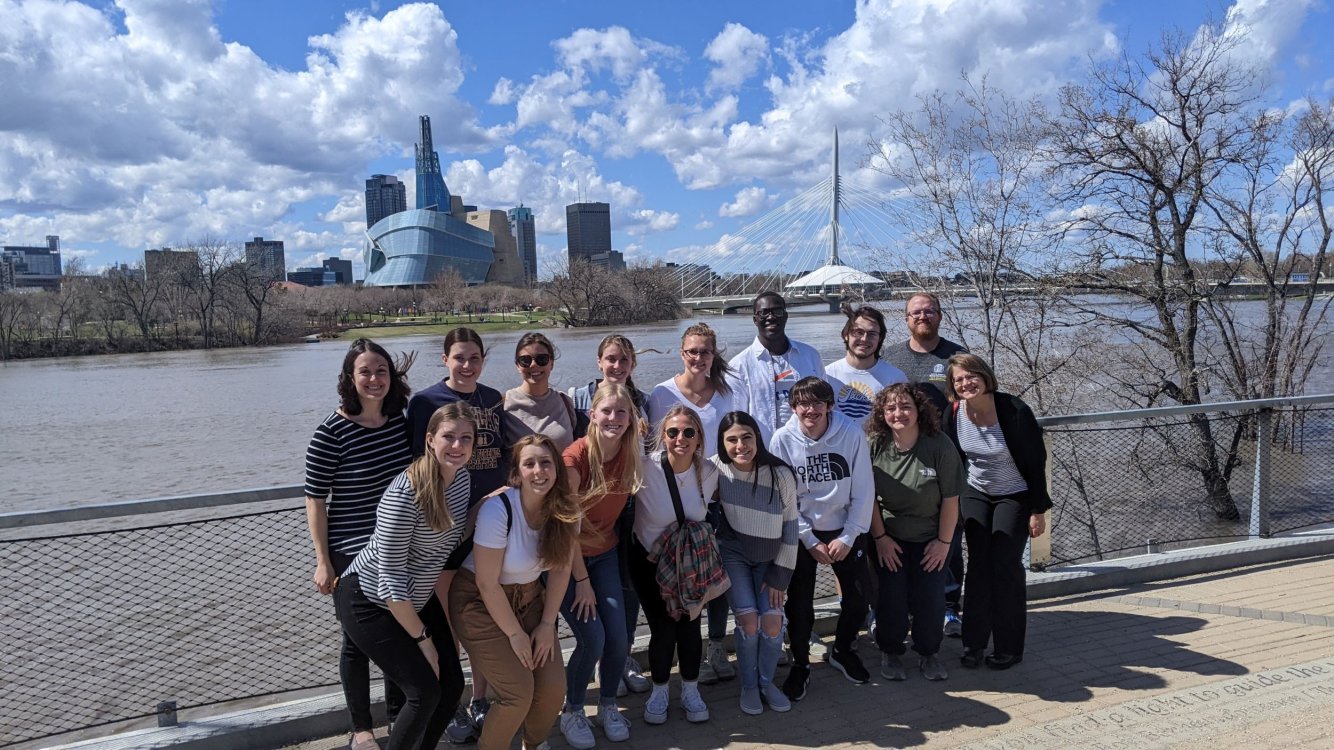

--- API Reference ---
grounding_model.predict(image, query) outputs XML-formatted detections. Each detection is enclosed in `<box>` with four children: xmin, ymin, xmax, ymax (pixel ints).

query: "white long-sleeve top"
<box><xmin>727</xmin><ymin>337</ymin><xmax>825</xmax><ymax>444</ymax></box>
<box><xmin>768</xmin><ymin>411</ymin><xmax>874</xmax><ymax>549</ymax></box>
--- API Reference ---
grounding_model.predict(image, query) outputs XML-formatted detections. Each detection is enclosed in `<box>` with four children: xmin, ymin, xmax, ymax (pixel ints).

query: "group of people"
<box><xmin>303</xmin><ymin>290</ymin><xmax>1051</xmax><ymax>750</ymax></box>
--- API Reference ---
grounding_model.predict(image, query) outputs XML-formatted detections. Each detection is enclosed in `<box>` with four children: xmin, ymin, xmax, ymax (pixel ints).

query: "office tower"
<box><xmin>508</xmin><ymin>205</ymin><xmax>537</xmax><ymax>285</ymax></box>
<box><xmin>244</xmin><ymin>237</ymin><xmax>286</xmax><ymax>281</ymax></box>
<box><xmin>415</xmin><ymin>115</ymin><xmax>450</xmax><ymax>211</ymax></box>
<box><xmin>0</xmin><ymin>235</ymin><xmax>63</xmax><ymax>291</ymax></box>
<box><xmin>565</xmin><ymin>202</ymin><xmax>612</xmax><ymax>267</ymax></box>
<box><xmin>365</xmin><ymin>174</ymin><xmax>407</xmax><ymax>228</ymax></box>
<box><xmin>322</xmin><ymin>257</ymin><xmax>353</xmax><ymax>285</ymax></box>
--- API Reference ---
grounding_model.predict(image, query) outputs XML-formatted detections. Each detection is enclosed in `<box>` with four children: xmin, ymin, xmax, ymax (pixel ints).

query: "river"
<box><xmin>2</xmin><ymin>301</ymin><xmax>1330</xmax><ymax>513</ymax></box>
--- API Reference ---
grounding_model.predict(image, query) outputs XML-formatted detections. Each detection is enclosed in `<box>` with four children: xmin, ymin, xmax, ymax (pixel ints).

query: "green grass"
<box><xmin>336</xmin><ymin>316</ymin><xmax>553</xmax><ymax>340</ymax></box>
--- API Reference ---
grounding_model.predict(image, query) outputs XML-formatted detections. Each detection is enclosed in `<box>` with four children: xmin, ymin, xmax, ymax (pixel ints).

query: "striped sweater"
<box><xmin>304</xmin><ymin>411</ymin><xmax>413</xmax><ymax>555</ymax></box>
<box><xmin>710</xmin><ymin>457</ymin><xmax>799</xmax><ymax>592</ymax></box>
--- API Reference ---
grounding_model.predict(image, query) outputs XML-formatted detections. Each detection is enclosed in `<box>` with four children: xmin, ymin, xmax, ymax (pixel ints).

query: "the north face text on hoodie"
<box><xmin>796</xmin><ymin>452</ymin><xmax>852</xmax><ymax>483</ymax></box>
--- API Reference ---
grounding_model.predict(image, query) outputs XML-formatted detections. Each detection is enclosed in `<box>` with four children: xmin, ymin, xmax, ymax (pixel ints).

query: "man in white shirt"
<box><xmin>824</xmin><ymin>304</ymin><xmax>907</xmax><ymax>423</ymax></box>
<box><xmin>728</xmin><ymin>292</ymin><xmax>825</xmax><ymax>444</ymax></box>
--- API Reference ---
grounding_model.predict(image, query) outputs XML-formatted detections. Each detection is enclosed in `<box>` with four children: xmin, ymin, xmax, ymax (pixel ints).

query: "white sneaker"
<box><xmin>597</xmin><ymin>704</ymin><xmax>631</xmax><ymax>742</ymax></box>
<box><xmin>559</xmin><ymin>708</ymin><xmax>596</xmax><ymax>750</ymax></box>
<box><xmin>679</xmin><ymin>680</ymin><xmax>710</xmax><ymax>723</ymax></box>
<box><xmin>643</xmin><ymin>684</ymin><xmax>669</xmax><ymax>725</ymax></box>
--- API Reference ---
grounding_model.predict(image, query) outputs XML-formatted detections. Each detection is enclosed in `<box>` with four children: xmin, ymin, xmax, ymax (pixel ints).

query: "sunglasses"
<box><xmin>516</xmin><ymin>354</ymin><xmax>552</xmax><ymax>368</ymax></box>
<box><xmin>665</xmin><ymin>427</ymin><xmax>698</xmax><ymax>440</ymax></box>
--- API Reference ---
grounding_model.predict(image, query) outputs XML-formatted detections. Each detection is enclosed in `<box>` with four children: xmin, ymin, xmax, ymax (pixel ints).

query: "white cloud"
<box><xmin>624</xmin><ymin>209</ymin><xmax>679</xmax><ymax>236</ymax></box>
<box><xmin>704</xmin><ymin>23</ymin><xmax>769</xmax><ymax>91</ymax></box>
<box><xmin>719</xmin><ymin>186</ymin><xmax>772</xmax><ymax>217</ymax></box>
<box><xmin>0</xmin><ymin>1</ymin><xmax>486</xmax><ymax>254</ymax></box>
<box><xmin>695</xmin><ymin>219</ymin><xmax>715</xmax><ymax>230</ymax></box>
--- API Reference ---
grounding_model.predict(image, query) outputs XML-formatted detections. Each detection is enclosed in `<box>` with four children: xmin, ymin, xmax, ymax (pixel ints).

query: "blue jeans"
<box><xmin>721</xmin><ymin>549</ymin><xmax>785</xmax><ymax>689</ymax></box>
<box><xmin>560</xmin><ymin>547</ymin><xmax>629</xmax><ymax>705</ymax></box>
<box><xmin>874</xmin><ymin>538</ymin><xmax>947</xmax><ymax>657</ymax></box>
<box><xmin>721</xmin><ymin>554</ymin><xmax>782</xmax><ymax>618</ymax></box>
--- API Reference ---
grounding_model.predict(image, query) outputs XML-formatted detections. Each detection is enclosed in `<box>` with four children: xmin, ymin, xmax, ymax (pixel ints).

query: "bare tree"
<box><xmin>180</xmin><ymin>237</ymin><xmax>236</xmax><ymax>348</ymax></box>
<box><xmin>105</xmin><ymin>262</ymin><xmax>164</xmax><ymax>341</ymax></box>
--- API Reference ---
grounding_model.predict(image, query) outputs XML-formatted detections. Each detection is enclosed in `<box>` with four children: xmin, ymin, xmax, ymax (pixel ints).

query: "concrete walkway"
<box><xmin>286</xmin><ymin>555</ymin><xmax>1334</xmax><ymax>750</ymax></box>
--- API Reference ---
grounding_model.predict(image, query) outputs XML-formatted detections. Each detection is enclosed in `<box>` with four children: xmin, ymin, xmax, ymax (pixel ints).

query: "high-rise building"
<box><xmin>244</xmin><ymin>237</ymin><xmax>286</xmax><ymax>282</ymax></box>
<box><xmin>1</xmin><ymin>235</ymin><xmax>63</xmax><ymax>291</ymax></box>
<box><xmin>415</xmin><ymin>115</ymin><xmax>450</xmax><ymax>211</ymax></box>
<box><xmin>144</xmin><ymin>248</ymin><xmax>201</xmax><ymax>281</ymax></box>
<box><xmin>286</xmin><ymin>267</ymin><xmax>337</xmax><ymax>286</ymax></box>
<box><xmin>508</xmin><ymin>205</ymin><xmax>537</xmax><ymax>285</ymax></box>
<box><xmin>322</xmin><ymin>257</ymin><xmax>353</xmax><ymax>285</ymax></box>
<box><xmin>466</xmin><ymin>210</ymin><xmax>523</xmax><ymax>286</ymax></box>
<box><xmin>365</xmin><ymin>174</ymin><xmax>407</xmax><ymax>228</ymax></box>
<box><xmin>565</xmin><ymin>202</ymin><xmax>612</xmax><ymax>267</ymax></box>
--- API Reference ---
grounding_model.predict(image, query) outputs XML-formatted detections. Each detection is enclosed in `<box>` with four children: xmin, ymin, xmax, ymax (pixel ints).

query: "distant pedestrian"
<box><xmin>449</xmin><ymin>434</ymin><xmax>581</xmax><ymax>750</ymax></box>
<box><xmin>712</xmin><ymin>411</ymin><xmax>798</xmax><ymax>716</ymax></box>
<box><xmin>506</xmin><ymin>332</ymin><xmax>578</xmax><ymax>453</ymax></box>
<box><xmin>882</xmin><ymin>292</ymin><xmax>968</xmax><ymax>637</ymax></box>
<box><xmin>866</xmin><ymin>383</ymin><xmax>963</xmax><ymax>682</ymax></box>
<box><xmin>304</xmin><ymin>338</ymin><xmax>413</xmax><ymax>750</ymax></box>
<box><xmin>944</xmin><ymin>354</ymin><xmax>1049</xmax><ymax>671</ymax></box>
<box><xmin>334</xmin><ymin>402</ymin><xmax>474</xmax><ymax>750</ymax></box>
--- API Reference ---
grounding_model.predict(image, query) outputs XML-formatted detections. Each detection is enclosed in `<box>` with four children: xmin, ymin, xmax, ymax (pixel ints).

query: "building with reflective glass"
<box><xmin>363</xmin><ymin>208</ymin><xmax>495</xmax><ymax>286</ymax></box>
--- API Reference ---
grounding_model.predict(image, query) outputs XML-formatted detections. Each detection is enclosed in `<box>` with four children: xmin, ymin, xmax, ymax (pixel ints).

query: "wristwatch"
<box><xmin>414</xmin><ymin>625</ymin><xmax>431</xmax><ymax>643</ymax></box>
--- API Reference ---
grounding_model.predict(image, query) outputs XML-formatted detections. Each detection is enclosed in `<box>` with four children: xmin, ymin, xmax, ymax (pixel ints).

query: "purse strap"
<box><xmin>660</xmin><ymin>454</ymin><xmax>687</xmax><ymax>526</ymax></box>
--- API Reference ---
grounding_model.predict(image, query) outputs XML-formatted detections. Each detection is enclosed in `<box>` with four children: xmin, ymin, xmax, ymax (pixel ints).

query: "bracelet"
<box><xmin>936</xmin><ymin>537</ymin><xmax>951</xmax><ymax>545</ymax></box>
<box><xmin>574</xmin><ymin>575</ymin><xmax>589</xmax><ymax>583</ymax></box>
<box><xmin>873</xmin><ymin>532</ymin><xmax>888</xmax><ymax>540</ymax></box>
<box><xmin>538</xmin><ymin>620</ymin><xmax>557</xmax><ymax>628</ymax></box>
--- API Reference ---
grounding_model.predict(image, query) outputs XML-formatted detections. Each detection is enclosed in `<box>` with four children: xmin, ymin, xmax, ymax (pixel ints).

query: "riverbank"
<box><xmin>332</xmin><ymin>314</ymin><xmax>555</xmax><ymax>340</ymax></box>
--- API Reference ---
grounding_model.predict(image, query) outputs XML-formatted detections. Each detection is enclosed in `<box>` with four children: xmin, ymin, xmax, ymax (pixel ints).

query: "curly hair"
<box><xmin>507</xmin><ymin>434</ymin><xmax>583</xmax><ymax>568</ymax></box>
<box><xmin>866</xmin><ymin>382</ymin><xmax>942</xmax><ymax>444</ymax></box>
<box><xmin>337</xmin><ymin>338</ymin><xmax>414</xmax><ymax>416</ymax></box>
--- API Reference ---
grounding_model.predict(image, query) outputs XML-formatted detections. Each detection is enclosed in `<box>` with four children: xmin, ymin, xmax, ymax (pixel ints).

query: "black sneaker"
<box><xmin>781</xmin><ymin>663</ymin><xmax>810</xmax><ymax>701</ymax></box>
<box><xmin>445</xmin><ymin>704</ymin><xmax>477</xmax><ymax>744</ymax></box>
<box><xmin>826</xmin><ymin>647</ymin><xmax>870</xmax><ymax>684</ymax></box>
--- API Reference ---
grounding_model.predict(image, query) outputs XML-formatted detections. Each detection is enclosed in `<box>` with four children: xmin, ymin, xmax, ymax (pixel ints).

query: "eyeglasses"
<box><xmin>681</xmin><ymin>348</ymin><xmax>714</xmax><ymax>359</ymax></box>
<box><xmin>755</xmin><ymin>308</ymin><xmax>788</xmax><ymax>319</ymax></box>
<box><xmin>665</xmin><ymin>427</ymin><xmax>698</xmax><ymax>439</ymax></box>
<box><xmin>792</xmin><ymin>400</ymin><xmax>826</xmax><ymax>410</ymax></box>
<box><xmin>952</xmin><ymin>373</ymin><xmax>982</xmax><ymax>385</ymax></box>
<box><xmin>848</xmin><ymin>328</ymin><xmax>880</xmax><ymax>339</ymax></box>
<box><xmin>907</xmin><ymin>309</ymin><xmax>940</xmax><ymax>319</ymax></box>
<box><xmin>516</xmin><ymin>354</ymin><xmax>552</xmax><ymax>368</ymax></box>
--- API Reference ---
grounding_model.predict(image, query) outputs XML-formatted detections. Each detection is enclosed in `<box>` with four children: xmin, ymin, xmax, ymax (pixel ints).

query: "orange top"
<box><xmin>564</xmin><ymin>437</ymin><xmax>632</xmax><ymax>557</ymax></box>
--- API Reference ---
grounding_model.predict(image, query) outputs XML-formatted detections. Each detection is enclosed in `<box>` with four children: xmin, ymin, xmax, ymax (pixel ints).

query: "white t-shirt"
<box><xmin>646</xmin><ymin>378</ymin><xmax>735</xmax><ymax>457</ymax></box>
<box><xmin>463</xmin><ymin>491</ymin><xmax>544</xmax><ymax>584</ymax></box>
<box><xmin>634</xmin><ymin>453</ymin><xmax>719</xmax><ymax>549</ymax></box>
<box><xmin>824</xmin><ymin>358</ymin><xmax>909</xmax><ymax>423</ymax></box>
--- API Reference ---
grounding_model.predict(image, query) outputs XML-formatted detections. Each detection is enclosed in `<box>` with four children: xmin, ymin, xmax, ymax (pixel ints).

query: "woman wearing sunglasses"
<box><xmin>505</xmin><ymin>332</ymin><xmax>578</xmax><ymax>453</ymax></box>
<box><xmin>627</xmin><ymin>405</ymin><xmax>719</xmax><ymax>726</ymax></box>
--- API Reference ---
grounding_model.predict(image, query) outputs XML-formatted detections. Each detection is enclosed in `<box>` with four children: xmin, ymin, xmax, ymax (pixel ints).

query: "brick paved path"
<box><xmin>289</xmin><ymin>556</ymin><xmax>1334</xmax><ymax>749</ymax></box>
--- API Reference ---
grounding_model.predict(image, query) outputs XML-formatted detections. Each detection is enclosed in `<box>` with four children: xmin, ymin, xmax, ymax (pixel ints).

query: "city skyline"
<box><xmin>0</xmin><ymin>0</ymin><xmax>1329</xmax><ymax>280</ymax></box>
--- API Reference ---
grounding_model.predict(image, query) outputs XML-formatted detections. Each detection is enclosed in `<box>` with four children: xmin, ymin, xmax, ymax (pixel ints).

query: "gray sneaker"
<box><xmin>920</xmin><ymin>654</ymin><xmax>949</xmax><ymax>681</ymax></box>
<box><xmin>706</xmin><ymin>640</ymin><xmax>736</xmax><ymax>681</ymax></box>
<box><xmin>697</xmin><ymin>654</ymin><xmax>719</xmax><ymax>685</ymax></box>
<box><xmin>622</xmin><ymin>657</ymin><xmax>651</xmax><ymax>693</ymax></box>
<box><xmin>943</xmin><ymin>612</ymin><xmax>963</xmax><ymax>638</ymax></box>
<box><xmin>597</xmin><ymin>704</ymin><xmax>631</xmax><ymax>742</ymax></box>
<box><xmin>880</xmin><ymin>653</ymin><xmax>907</xmax><ymax>681</ymax></box>
<box><xmin>760</xmin><ymin>681</ymin><xmax>791</xmax><ymax>713</ymax></box>
<box><xmin>559</xmin><ymin>709</ymin><xmax>596</xmax><ymax>750</ymax></box>
<box><xmin>739</xmin><ymin>685</ymin><xmax>763</xmax><ymax>716</ymax></box>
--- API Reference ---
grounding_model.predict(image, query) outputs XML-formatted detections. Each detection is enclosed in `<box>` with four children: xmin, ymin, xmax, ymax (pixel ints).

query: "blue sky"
<box><xmin>1</xmin><ymin>0</ymin><xmax>1329</xmax><ymax>278</ymax></box>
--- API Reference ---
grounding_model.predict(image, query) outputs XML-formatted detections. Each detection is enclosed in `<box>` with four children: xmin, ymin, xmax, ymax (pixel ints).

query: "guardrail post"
<box><xmin>1030</xmin><ymin>434</ymin><xmax>1053</xmax><ymax>570</ymax></box>
<box><xmin>1249</xmin><ymin>407</ymin><xmax>1272</xmax><ymax>539</ymax></box>
<box><xmin>156</xmin><ymin>700</ymin><xmax>177</xmax><ymax>727</ymax></box>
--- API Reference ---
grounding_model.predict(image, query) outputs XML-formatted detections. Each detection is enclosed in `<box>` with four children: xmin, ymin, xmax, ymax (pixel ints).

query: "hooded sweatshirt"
<box><xmin>768</xmin><ymin>410</ymin><xmax>875</xmax><ymax>550</ymax></box>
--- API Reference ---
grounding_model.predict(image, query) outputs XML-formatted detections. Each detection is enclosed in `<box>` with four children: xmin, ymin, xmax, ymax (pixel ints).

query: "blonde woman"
<box><xmin>450</xmin><ymin>435</ymin><xmax>582</xmax><ymax>750</ymax></box>
<box><xmin>557</xmin><ymin>384</ymin><xmax>645</xmax><ymax>747</ymax></box>
<box><xmin>334</xmin><ymin>403</ymin><xmax>474</xmax><ymax>750</ymax></box>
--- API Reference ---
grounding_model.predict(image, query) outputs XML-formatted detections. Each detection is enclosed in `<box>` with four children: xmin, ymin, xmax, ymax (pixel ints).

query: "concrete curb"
<box><xmin>48</xmin><ymin>529</ymin><xmax>1334</xmax><ymax>750</ymax></box>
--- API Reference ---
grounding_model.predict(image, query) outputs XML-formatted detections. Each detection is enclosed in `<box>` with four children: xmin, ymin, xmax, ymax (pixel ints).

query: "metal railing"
<box><xmin>2</xmin><ymin>394</ymin><xmax>1332</xmax><ymax>746</ymax></box>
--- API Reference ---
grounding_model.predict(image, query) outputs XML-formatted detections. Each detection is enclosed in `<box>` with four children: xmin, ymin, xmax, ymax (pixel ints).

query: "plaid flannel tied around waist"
<box><xmin>649</xmin><ymin>518</ymin><xmax>731</xmax><ymax>621</ymax></box>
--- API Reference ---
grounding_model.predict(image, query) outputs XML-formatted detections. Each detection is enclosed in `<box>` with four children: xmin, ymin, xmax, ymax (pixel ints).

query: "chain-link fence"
<box><xmin>1041</xmin><ymin>402</ymin><xmax>1334</xmax><ymax>566</ymax></box>
<box><xmin>3</xmin><ymin>397</ymin><xmax>1331</xmax><ymax>746</ymax></box>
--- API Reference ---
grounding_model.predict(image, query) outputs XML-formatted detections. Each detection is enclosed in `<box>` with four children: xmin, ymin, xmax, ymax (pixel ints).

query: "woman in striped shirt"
<box><xmin>335</xmin><ymin>402</ymin><xmax>475</xmax><ymax>750</ymax></box>
<box><xmin>711</xmin><ymin>411</ymin><xmax>798</xmax><ymax>716</ymax></box>
<box><xmin>304</xmin><ymin>338</ymin><xmax>414</xmax><ymax>750</ymax></box>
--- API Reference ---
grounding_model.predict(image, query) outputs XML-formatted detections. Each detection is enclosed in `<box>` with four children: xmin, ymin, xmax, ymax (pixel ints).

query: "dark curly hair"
<box><xmin>866</xmin><ymin>382</ymin><xmax>942</xmax><ymax>443</ymax></box>
<box><xmin>338</xmin><ymin>338</ymin><xmax>414</xmax><ymax>416</ymax></box>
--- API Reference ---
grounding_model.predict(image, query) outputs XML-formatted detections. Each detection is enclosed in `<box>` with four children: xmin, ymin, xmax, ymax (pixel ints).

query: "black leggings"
<box><xmin>335</xmin><ymin>574</ymin><xmax>464</xmax><ymax>750</ymax></box>
<box><xmin>330</xmin><ymin>551</ymin><xmax>404</xmax><ymax>730</ymax></box>
<box><xmin>786</xmin><ymin>531</ymin><xmax>870</xmax><ymax>665</ymax></box>
<box><xmin>627</xmin><ymin>539</ymin><xmax>702</xmax><ymax>684</ymax></box>
<box><xmin>960</xmin><ymin>490</ymin><xmax>1031</xmax><ymax>656</ymax></box>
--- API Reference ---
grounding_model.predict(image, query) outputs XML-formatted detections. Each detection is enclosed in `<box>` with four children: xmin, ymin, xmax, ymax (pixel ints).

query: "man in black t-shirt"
<box><xmin>882</xmin><ymin>291</ymin><xmax>968</xmax><ymax>637</ymax></box>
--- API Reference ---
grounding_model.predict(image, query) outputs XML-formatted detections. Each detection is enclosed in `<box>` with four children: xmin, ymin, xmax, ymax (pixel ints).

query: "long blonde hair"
<box><xmin>507</xmin><ymin>434</ymin><xmax>583</xmax><ymax>568</ymax></box>
<box><xmin>584</xmin><ymin>383</ymin><xmax>645</xmax><ymax>500</ymax></box>
<box><xmin>652</xmin><ymin>404</ymin><xmax>706</xmax><ymax>496</ymax></box>
<box><xmin>408</xmin><ymin>402</ymin><xmax>476</xmax><ymax>532</ymax></box>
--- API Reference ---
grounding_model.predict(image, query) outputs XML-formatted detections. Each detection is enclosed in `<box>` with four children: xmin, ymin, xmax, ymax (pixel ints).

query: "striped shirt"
<box><xmin>304</xmin><ymin>411</ymin><xmax>413</xmax><ymax>555</ymax></box>
<box><xmin>347</xmin><ymin>468</ymin><xmax>471</xmax><ymax>611</ymax></box>
<box><xmin>955</xmin><ymin>407</ymin><xmax>1029</xmax><ymax>496</ymax></box>
<box><xmin>711</xmin><ymin>458</ymin><xmax>800</xmax><ymax>592</ymax></box>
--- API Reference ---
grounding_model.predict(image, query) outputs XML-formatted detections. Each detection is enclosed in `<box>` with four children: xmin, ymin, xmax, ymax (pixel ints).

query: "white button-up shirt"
<box><xmin>727</xmin><ymin>337</ymin><xmax>826</xmax><ymax>444</ymax></box>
